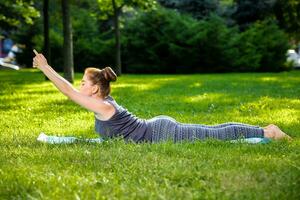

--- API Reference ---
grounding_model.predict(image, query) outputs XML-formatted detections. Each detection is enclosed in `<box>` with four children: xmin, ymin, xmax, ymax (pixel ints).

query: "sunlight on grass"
<box><xmin>270</xmin><ymin>108</ymin><xmax>299</xmax><ymax>124</ymax></box>
<box><xmin>183</xmin><ymin>93</ymin><xmax>225</xmax><ymax>102</ymax></box>
<box><xmin>21</xmin><ymin>82</ymin><xmax>51</xmax><ymax>88</ymax></box>
<box><xmin>113</xmin><ymin>83</ymin><xmax>160</xmax><ymax>91</ymax></box>
<box><xmin>259</xmin><ymin>77</ymin><xmax>279</xmax><ymax>82</ymax></box>
<box><xmin>238</xmin><ymin>96</ymin><xmax>300</xmax><ymax>125</ymax></box>
<box><xmin>189</xmin><ymin>82</ymin><xmax>203</xmax><ymax>88</ymax></box>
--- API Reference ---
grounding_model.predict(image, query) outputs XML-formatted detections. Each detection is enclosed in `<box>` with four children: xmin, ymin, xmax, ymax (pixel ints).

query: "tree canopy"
<box><xmin>0</xmin><ymin>0</ymin><xmax>40</xmax><ymax>31</ymax></box>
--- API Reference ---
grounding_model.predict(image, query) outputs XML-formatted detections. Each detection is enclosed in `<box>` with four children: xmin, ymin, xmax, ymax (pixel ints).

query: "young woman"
<box><xmin>33</xmin><ymin>50</ymin><xmax>291</xmax><ymax>143</ymax></box>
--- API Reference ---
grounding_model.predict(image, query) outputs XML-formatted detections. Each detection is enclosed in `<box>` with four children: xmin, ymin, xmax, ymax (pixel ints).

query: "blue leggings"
<box><xmin>147</xmin><ymin>115</ymin><xmax>264</xmax><ymax>143</ymax></box>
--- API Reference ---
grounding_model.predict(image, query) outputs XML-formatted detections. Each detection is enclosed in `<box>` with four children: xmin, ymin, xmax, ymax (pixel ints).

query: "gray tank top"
<box><xmin>94</xmin><ymin>95</ymin><xmax>152</xmax><ymax>142</ymax></box>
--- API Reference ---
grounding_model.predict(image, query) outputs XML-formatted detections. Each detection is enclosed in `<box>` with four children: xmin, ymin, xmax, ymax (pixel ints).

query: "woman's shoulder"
<box><xmin>95</xmin><ymin>110</ymin><xmax>116</xmax><ymax>121</ymax></box>
<box><xmin>95</xmin><ymin>95</ymin><xmax>120</xmax><ymax>121</ymax></box>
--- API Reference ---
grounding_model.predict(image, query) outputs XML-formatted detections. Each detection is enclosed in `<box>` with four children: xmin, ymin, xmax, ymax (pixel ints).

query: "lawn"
<box><xmin>0</xmin><ymin>69</ymin><xmax>299</xmax><ymax>199</ymax></box>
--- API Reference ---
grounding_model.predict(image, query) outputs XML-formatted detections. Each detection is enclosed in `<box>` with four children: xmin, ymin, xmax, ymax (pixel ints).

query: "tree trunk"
<box><xmin>43</xmin><ymin>0</ymin><xmax>50</xmax><ymax>80</ymax></box>
<box><xmin>112</xmin><ymin>0</ymin><xmax>122</xmax><ymax>76</ymax></box>
<box><xmin>62</xmin><ymin>0</ymin><xmax>74</xmax><ymax>83</ymax></box>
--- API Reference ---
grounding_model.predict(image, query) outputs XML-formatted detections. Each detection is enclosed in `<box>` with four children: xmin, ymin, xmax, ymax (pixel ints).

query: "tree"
<box><xmin>157</xmin><ymin>0</ymin><xmax>220</xmax><ymax>20</ymax></box>
<box><xmin>43</xmin><ymin>0</ymin><xmax>50</xmax><ymax>64</ymax></box>
<box><xmin>231</xmin><ymin>0</ymin><xmax>275</xmax><ymax>30</ymax></box>
<box><xmin>43</xmin><ymin>0</ymin><xmax>50</xmax><ymax>80</ymax></box>
<box><xmin>97</xmin><ymin>0</ymin><xmax>156</xmax><ymax>75</ymax></box>
<box><xmin>62</xmin><ymin>0</ymin><xmax>74</xmax><ymax>83</ymax></box>
<box><xmin>231</xmin><ymin>0</ymin><xmax>300</xmax><ymax>42</ymax></box>
<box><xmin>0</xmin><ymin>0</ymin><xmax>39</xmax><ymax>31</ymax></box>
<box><xmin>111</xmin><ymin>0</ymin><xmax>122</xmax><ymax>76</ymax></box>
<box><xmin>273</xmin><ymin>0</ymin><xmax>300</xmax><ymax>42</ymax></box>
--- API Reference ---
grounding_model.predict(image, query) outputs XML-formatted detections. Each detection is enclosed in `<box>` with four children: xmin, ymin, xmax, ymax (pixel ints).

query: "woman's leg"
<box><xmin>150</xmin><ymin>115</ymin><xmax>259</xmax><ymax>129</ymax></box>
<box><xmin>175</xmin><ymin>123</ymin><xmax>292</xmax><ymax>142</ymax></box>
<box><xmin>175</xmin><ymin>123</ymin><xmax>264</xmax><ymax>142</ymax></box>
<box><xmin>148</xmin><ymin>116</ymin><xmax>292</xmax><ymax>142</ymax></box>
<box><xmin>178</xmin><ymin>121</ymin><xmax>260</xmax><ymax>129</ymax></box>
<box><xmin>147</xmin><ymin>117</ymin><xmax>178</xmax><ymax>143</ymax></box>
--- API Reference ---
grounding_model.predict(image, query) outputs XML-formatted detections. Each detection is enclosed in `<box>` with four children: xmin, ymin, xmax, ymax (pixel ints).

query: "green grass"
<box><xmin>0</xmin><ymin>69</ymin><xmax>299</xmax><ymax>199</ymax></box>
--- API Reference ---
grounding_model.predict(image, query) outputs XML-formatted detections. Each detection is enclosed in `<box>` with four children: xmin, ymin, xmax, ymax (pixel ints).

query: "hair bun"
<box><xmin>103</xmin><ymin>67</ymin><xmax>117</xmax><ymax>82</ymax></box>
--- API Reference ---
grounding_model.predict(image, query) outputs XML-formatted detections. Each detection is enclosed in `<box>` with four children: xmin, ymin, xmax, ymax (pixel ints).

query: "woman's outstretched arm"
<box><xmin>33</xmin><ymin>50</ymin><xmax>74</xmax><ymax>96</ymax></box>
<box><xmin>32</xmin><ymin>50</ymin><xmax>113</xmax><ymax>115</ymax></box>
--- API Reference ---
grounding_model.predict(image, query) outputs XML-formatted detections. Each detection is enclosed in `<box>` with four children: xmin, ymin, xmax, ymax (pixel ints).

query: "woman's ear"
<box><xmin>92</xmin><ymin>85</ymin><xmax>99</xmax><ymax>94</ymax></box>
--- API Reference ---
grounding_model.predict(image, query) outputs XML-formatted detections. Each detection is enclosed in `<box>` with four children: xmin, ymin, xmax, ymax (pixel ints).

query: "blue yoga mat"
<box><xmin>37</xmin><ymin>132</ymin><xmax>271</xmax><ymax>144</ymax></box>
<box><xmin>230</xmin><ymin>137</ymin><xmax>271</xmax><ymax>144</ymax></box>
<box><xmin>37</xmin><ymin>132</ymin><xmax>104</xmax><ymax>144</ymax></box>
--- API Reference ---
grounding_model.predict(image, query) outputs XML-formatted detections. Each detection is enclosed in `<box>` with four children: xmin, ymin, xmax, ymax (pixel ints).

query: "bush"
<box><xmin>123</xmin><ymin>8</ymin><xmax>290</xmax><ymax>73</ymax></box>
<box><xmin>242</xmin><ymin>20</ymin><xmax>290</xmax><ymax>71</ymax></box>
<box><xmin>73</xmin><ymin>34</ymin><xmax>115</xmax><ymax>72</ymax></box>
<box><xmin>123</xmin><ymin>8</ymin><xmax>202</xmax><ymax>73</ymax></box>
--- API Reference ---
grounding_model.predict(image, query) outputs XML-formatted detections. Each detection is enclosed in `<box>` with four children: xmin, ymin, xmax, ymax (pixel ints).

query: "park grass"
<box><xmin>0</xmin><ymin>69</ymin><xmax>299</xmax><ymax>199</ymax></box>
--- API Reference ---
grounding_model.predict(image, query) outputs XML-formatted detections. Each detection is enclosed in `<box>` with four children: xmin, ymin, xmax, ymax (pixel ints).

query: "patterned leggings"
<box><xmin>146</xmin><ymin>115</ymin><xmax>265</xmax><ymax>143</ymax></box>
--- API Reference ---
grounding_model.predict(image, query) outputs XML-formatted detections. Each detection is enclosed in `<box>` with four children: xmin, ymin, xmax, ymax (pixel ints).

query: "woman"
<box><xmin>33</xmin><ymin>50</ymin><xmax>291</xmax><ymax>143</ymax></box>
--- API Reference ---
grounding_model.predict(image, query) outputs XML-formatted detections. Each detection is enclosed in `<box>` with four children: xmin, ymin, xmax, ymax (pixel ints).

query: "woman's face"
<box><xmin>79</xmin><ymin>73</ymin><xmax>96</xmax><ymax>96</ymax></box>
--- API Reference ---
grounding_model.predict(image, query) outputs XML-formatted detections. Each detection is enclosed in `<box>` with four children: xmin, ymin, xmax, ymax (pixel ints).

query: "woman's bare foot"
<box><xmin>263</xmin><ymin>124</ymin><xmax>292</xmax><ymax>140</ymax></box>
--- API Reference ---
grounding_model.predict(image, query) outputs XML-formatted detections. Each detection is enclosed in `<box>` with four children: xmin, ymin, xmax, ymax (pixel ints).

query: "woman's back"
<box><xmin>94</xmin><ymin>95</ymin><xmax>152</xmax><ymax>142</ymax></box>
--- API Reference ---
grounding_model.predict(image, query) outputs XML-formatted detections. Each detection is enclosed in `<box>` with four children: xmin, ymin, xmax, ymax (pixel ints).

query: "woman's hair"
<box><xmin>84</xmin><ymin>67</ymin><xmax>117</xmax><ymax>97</ymax></box>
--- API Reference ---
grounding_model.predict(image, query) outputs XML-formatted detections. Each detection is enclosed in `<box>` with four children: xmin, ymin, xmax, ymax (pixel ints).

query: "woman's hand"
<box><xmin>33</xmin><ymin>49</ymin><xmax>49</xmax><ymax>69</ymax></box>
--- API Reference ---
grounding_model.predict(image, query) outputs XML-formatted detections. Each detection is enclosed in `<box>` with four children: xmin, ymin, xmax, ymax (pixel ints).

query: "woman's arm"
<box><xmin>34</xmin><ymin>54</ymin><xmax>73</xmax><ymax>96</ymax></box>
<box><xmin>33</xmin><ymin>50</ymin><xmax>113</xmax><ymax>115</ymax></box>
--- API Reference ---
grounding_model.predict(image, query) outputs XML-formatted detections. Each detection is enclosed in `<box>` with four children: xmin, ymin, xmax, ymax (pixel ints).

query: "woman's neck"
<box><xmin>91</xmin><ymin>93</ymin><xmax>105</xmax><ymax>101</ymax></box>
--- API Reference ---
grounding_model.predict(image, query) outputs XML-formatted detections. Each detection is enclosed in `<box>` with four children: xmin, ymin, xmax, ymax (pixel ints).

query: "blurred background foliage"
<box><xmin>1</xmin><ymin>0</ymin><xmax>299</xmax><ymax>73</ymax></box>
